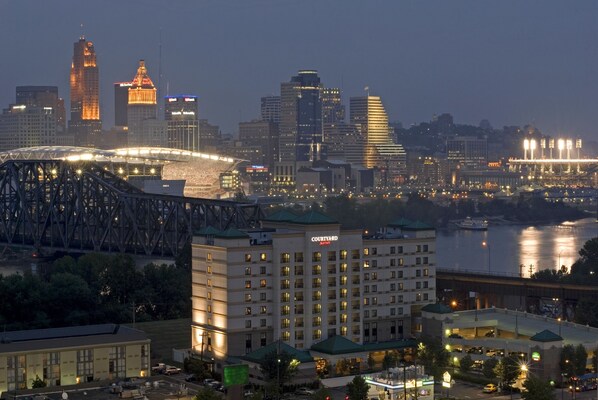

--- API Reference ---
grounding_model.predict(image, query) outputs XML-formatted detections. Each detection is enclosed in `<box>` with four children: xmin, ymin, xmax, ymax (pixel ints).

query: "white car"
<box><xmin>295</xmin><ymin>387</ymin><xmax>315</xmax><ymax>396</ymax></box>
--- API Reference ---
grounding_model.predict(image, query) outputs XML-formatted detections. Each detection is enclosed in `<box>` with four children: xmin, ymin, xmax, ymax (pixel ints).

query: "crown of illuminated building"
<box><xmin>128</xmin><ymin>60</ymin><xmax>157</xmax><ymax>105</ymax></box>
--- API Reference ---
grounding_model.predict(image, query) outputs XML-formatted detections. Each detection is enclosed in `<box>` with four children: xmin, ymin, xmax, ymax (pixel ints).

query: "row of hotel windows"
<box><xmin>4</xmin><ymin>346</ymin><xmax>147</xmax><ymax>391</ymax></box>
<box><xmin>205</xmin><ymin>245</ymin><xmax>432</xmax><ymax>264</ymax></box>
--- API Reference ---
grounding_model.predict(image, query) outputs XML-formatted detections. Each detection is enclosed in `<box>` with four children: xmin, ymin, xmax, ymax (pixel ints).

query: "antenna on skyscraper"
<box><xmin>80</xmin><ymin>23</ymin><xmax>84</xmax><ymax>40</ymax></box>
<box><xmin>158</xmin><ymin>28</ymin><xmax>163</xmax><ymax>119</ymax></box>
<box><xmin>364</xmin><ymin>86</ymin><xmax>370</xmax><ymax>96</ymax></box>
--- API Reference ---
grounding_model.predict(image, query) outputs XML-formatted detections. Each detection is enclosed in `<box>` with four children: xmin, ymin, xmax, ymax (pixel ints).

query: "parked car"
<box><xmin>448</xmin><ymin>333</ymin><xmax>463</xmax><ymax>339</ymax></box>
<box><xmin>184</xmin><ymin>374</ymin><xmax>198</xmax><ymax>382</ymax></box>
<box><xmin>164</xmin><ymin>366</ymin><xmax>181</xmax><ymax>375</ymax></box>
<box><xmin>483</xmin><ymin>384</ymin><xmax>498</xmax><ymax>393</ymax></box>
<box><xmin>151</xmin><ymin>363</ymin><xmax>166</xmax><ymax>374</ymax></box>
<box><xmin>203</xmin><ymin>379</ymin><xmax>215</xmax><ymax>386</ymax></box>
<box><xmin>296</xmin><ymin>387</ymin><xmax>315</xmax><ymax>396</ymax></box>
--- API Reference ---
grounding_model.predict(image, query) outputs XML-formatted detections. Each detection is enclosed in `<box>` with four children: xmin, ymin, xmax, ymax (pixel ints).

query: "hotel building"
<box><xmin>191</xmin><ymin>211</ymin><xmax>435</xmax><ymax>365</ymax></box>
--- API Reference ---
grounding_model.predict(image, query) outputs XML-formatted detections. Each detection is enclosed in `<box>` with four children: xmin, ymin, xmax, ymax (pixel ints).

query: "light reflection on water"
<box><xmin>437</xmin><ymin>217</ymin><xmax>597</xmax><ymax>277</ymax></box>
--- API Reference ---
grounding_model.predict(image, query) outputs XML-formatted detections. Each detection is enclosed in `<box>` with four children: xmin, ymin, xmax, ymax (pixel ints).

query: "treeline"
<box><xmin>296</xmin><ymin>194</ymin><xmax>585</xmax><ymax>231</ymax></box>
<box><xmin>0</xmin><ymin>250</ymin><xmax>191</xmax><ymax>331</ymax></box>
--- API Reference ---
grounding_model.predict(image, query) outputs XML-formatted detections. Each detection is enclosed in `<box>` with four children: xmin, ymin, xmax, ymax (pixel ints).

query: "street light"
<box><xmin>482</xmin><ymin>241</ymin><xmax>491</xmax><ymax>270</ymax></box>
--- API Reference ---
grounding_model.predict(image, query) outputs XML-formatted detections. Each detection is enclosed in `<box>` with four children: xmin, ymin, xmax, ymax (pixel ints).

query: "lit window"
<box><xmin>207</xmin><ymin>253</ymin><xmax>212</xmax><ymax>262</ymax></box>
<box><xmin>207</xmin><ymin>292</ymin><xmax>212</xmax><ymax>300</ymax></box>
<box><xmin>245</xmin><ymin>254</ymin><xmax>251</xmax><ymax>262</ymax></box>
<box><xmin>245</xmin><ymin>280</ymin><xmax>251</xmax><ymax>289</ymax></box>
<box><xmin>245</xmin><ymin>294</ymin><xmax>252</xmax><ymax>302</ymax></box>
<box><xmin>245</xmin><ymin>307</ymin><xmax>252</xmax><ymax>315</ymax></box>
<box><xmin>260</xmin><ymin>253</ymin><xmax>267</xmax><ymax>261</ymax></box>
<box><xmin>245</xmin><ymin>267</ymin><xmax>251</xmax><ymax>275</ymax></box>
<box><xmin>207</xmin><ymin>279</ymin><xmax>212</xmax><ymax>287</ymax></box>
<box><xmin>280</xmin><ymin>253</ymin><xmax>290</xmax><ymax>263</ymax></box>
<box><xmin>260</xmin><ymin>279</ymin><xmax>267</xmax><ymax>287</ymax></box>
<box><xmin>207</xmin><ymin>265</ymin><xmax>212</xmax><ymax>274</ymax></box>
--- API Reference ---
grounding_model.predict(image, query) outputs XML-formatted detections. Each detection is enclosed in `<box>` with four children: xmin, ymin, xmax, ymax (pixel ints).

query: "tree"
<box><xmin>259</xmin><ymin>348</ymin><xmax>299</xmax><ymax>395</ymax></box>
<box><xmin>367</xmin><ymin>353</ymin><xmax>375</xmax><ymax>370</ymax></box>
<box><xmin>560</xmin><ymin>345</ymin><xmax>577</xmax><ymax>377</ymax></box>
<box><xmin>346</xmin><ymin>375</ymin><xmax>370</xmax><ymax>400</ymax></box>
<box><xmin>31</xmin><ymin>375</ymin><xmax>46</xmax><ymax>388</ymax></box>
<box><xmin>574</xmin><ymin>344</ymin><xmax>588</xmax><ymax>376</ymax></box>
<box><xmin>417</xmin><ymin>338</ymin><xmax>450</xmax><ymax>380</ymax></box>
<box><xmin>459</xmin><ymin>355</ymin><xmax>474</xmax><ymax>373</ymax></box>
<box><xmin>522</xmin><ymin>376</ymin><xmax>555</xmax><ymax>400</ymax></box>
<box><xmin>184</xmin><ymin>357</ymin><xmax>210</xmax><ymax>381</ymax></box>
<box><xmin>194</xmin><ymin>387</ymin><xmax>222</xmax><ymax>400</ymax></box>
<box><xmin>574</xmin><ymin>297</ymin><xmax>598</xmax><ymax>327</ymax></box>
<box><xmin>483</xmin><ymin>358</ymin><xmax>499</xmax><ymax>379</ymax></box>
<box><xmin>314</xmin><ymin>388</ymin><xmax>332</xmax><ymax>400</ymax></box>
<box><xmin>494</xmin><ymin>357</ymin><xmax>520</xmax><ymax>389</ymax></box>
<box><xmin>382</xmin><ymin>352</ymin><xmax>397</xmax><ymax>370</ymax></box>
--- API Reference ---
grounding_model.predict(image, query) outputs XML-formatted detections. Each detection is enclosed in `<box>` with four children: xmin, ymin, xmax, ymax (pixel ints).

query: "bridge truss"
<box><xmin>0</xmin><ymin>160</ymin><xmax>263</xmax><ymax>256</ymax></box>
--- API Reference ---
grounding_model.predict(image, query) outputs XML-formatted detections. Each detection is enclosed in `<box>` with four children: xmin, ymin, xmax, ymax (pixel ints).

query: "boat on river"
<box><xmin>456</xmin><ymin>217</ymin><xmax>488</xmax><ymax>231</ymax></box>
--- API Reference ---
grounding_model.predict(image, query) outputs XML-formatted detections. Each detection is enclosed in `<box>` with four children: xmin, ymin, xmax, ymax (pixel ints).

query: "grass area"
<box><xmin>125</xmin><ymin>318</ymin><xmax>191</xmax><ymax>363</ymax></box>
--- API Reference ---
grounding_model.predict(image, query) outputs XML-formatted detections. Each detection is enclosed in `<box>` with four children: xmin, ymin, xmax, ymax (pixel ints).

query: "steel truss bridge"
<box><xmin>0</xmin><ymin>159</ymin><xmax>263</xmax><ymax>256</ymax></box>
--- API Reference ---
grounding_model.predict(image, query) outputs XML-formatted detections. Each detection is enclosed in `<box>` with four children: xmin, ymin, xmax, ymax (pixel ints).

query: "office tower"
<box><xmin>321</xmin><ymin>88</ymin><xmax>345</xmax><ymax>124</ymax></box>
<box><xmin>238</xmin><ymin>120</ymin><xmax>279</xmax><ymax>167</ymax></box>
<box><xmin>164</xmin><ymin>95</ymin><xmax>200</xmax><ymax>151</ymax></box>
<box><xmin>260</xmin><ymin>96</ymin><xmax>280</xmax><ymax>124</ymax></box>
<box><xmin>0</xmin><ymin>104</ymin><xmax>56</xmax><ymax>151</ymax></box>
<box><xmin>114</xmin><ymin>82</ymin><xmax>132</xmax><ymax>127</ymax></box>
<box><xmin>350</xmin><ymin>96</ymin><xmax>406</xmax><ymax>181</ymax></box>
<box><xmin>279</xmin><ymin>70</ymin><xmax>323</xmax><ymax>163</ymax></box>
<box><xmin>16</xmin><ymin>86</ymin><xmax>66</xmax><ymax>132</ymax></box>
<box><xmin>446</xmin><ymin>136</ymin><xmax>488</xmax><ymax>168</ymax></box>
<box><xmin>69</xmin><ymin>37</ymin><xmax>101</xmax><ymax>146</ymax></box>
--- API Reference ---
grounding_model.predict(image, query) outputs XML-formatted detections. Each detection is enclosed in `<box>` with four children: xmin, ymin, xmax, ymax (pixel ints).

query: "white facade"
<box><xmin>191</xmin><ymin>216</ymin><xmax>436</xmax><ymax>361</ymax></box>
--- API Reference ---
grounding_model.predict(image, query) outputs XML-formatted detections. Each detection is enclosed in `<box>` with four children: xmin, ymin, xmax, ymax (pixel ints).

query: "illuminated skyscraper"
<box><xmin>321</xmin><ymin>88</ymin><xmax>345</xmax><ymax>124</ymax></box>
<box><xmin>164</xmin><ymin>95</ymin><xmax>200</xmax><ymax>151</ymax></box>
<box><xmin>350</xmin><ymin>96</ymin><xmax>406</xmax><ymax>182</ymax></box>
<box><xmin>69</xmin><ymin>37</ymin><xmax>101</xmax><ymax>146</ymax></box>
<box><xmin>16</xmin><ymin>86</ymin><xmax>66</xmax><ymax>133</ymax></box>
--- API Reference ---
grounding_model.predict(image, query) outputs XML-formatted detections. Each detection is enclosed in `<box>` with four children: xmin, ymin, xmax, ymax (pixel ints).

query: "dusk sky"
<box><xmin>1</xmin><ymin>0</ymin><xmax>597</xmax><ymax>141</ymax></box>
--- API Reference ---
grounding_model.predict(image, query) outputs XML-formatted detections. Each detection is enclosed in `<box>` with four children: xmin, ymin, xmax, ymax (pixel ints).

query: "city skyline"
<box><xmin>1</xmin><ymin>1</ymin><xmax>598</xmax><ymax>141</ymax></box>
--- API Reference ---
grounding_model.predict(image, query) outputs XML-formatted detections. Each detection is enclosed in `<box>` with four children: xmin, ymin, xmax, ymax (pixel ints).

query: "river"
<box><xmin>436</xmin><ymin>217</ymin><xmax>598</xmax><ymax>277</ymax></box>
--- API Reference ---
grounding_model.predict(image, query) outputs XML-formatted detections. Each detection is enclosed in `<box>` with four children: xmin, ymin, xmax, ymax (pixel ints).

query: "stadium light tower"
<box><xmin>530</xmin><ymin>139</ymin><xmax>537</xmax><ymax>160</ymax></box>
<box><xmin>523</xmin><ymin>139</ymin><xmax>530</xmax><ymax>160</ymax></box>
<box><xmin>558</xmin><ymin>139</ymin><xmax>565</xmax><ymax>159</ymax></box>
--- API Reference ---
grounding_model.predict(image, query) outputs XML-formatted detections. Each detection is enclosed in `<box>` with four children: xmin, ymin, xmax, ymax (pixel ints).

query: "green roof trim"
<box><xmin>530</xmin><ymin>329</ymin><xmax>563</xmax><ymax>342</ymax></box>
<box><xmin>241</xmin><ymin>340</ymin><xmax>313</xmax><ymax>363</ymax></box>
<box><xmin>216</xmin><ymin>228</ymin><xmax>250</xmax><ymax>239</ymax></box>
<box><xmin>402</xmin><ymin>221</ymin><xmax>434</xmax><ymax>230</ymax></box>
<box><xmin>311</xmin><ymin>335</ymin><xmax>363</xmax><ymax>355</ymax></box>
<box><xmin>291</xmin><ymin>210</ymin><xmax>338</xmax><ymax>225</ymax></box>
<box><xmin>362</xmin><ymin>339</ymin><xmax>417</xmax><ymax>352</ymax></box>
<box><xmin>421</xmin><ymin>303</ymin><xmax>453</xmax><ymax>314</ymax></box>
<box><xmin>263</xmin><ymin>210</ymin><xmax>298</xmax><ymax>222</ymax></box>
<box><xmin>388</xmin><ymin>217</ymin><xmax>413</xmax><ymax>228</ymax></box>
<box><xmin>194</xmin><ymin>226</ymin><xmax>221</xmax><ymax>236</ymax></box>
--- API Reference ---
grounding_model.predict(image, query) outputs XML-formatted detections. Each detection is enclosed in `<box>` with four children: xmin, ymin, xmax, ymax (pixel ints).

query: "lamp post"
<box><xmin>482</xmin><ymin>241</ymin><xmax>491</xmax><ymax>271</ymax></box>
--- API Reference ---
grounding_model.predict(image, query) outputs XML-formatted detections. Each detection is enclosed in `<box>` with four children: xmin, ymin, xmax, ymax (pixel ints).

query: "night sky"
<box><xmin>1</xmin><ymin>0</ymin><xmax>597</xmax><ymax>141</ymax></box>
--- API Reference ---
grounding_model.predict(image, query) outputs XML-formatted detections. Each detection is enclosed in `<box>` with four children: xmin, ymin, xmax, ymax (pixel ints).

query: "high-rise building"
<box><xmin>350</xmin><ymin>96</ymin><xmax>406</xmax><ymax>182</ymax></box>
<box><xmin>69</xmin><ymin>37</ymin><xmax>101</xmax><ymax>146</ymax></box>
<box><xmin>446</xmin><ymin>136</ymin><xmax>488</xmax><ymax>168</ymax></box>
<box><xmin>114</xmin><ymin>82</ymin><xmax>132</xmax><ymax>127</ymax></box>
<box><xmin>16</xmin><ymin>86</ymin><xmax>66</xmax><ymax>133</ymax></box>
<box><xmin>0</xmin><ymin>104</ymin><xmax>56</xmax><ymax>151</ymax></box>
<box><xmin>260</xmin><ymin>96</ymin><xmax>280</xmax><ymax>124</ymax></box>
<box><xmin>321</xmin><ymin>88</ymin><xmax>345</xmax><ymax>125</ymax></box>
<box><xmin>238</xmin><ymin>120</ymin><xmax>279</xmax><ymax>167</ymax></box>
<box><xmin>279</xmin><ymin>70</ymin><xmax>323</xmax><ymax>163</ymax></box>
<box><xmin>164</xmin><ymin>95</ymin><xmax>200</xmax><ymax>151</ymax></box>
<box><xmin>198</xmin><ymin>119</ymin><xmax>221</xmax><ymax>151</ymax></box>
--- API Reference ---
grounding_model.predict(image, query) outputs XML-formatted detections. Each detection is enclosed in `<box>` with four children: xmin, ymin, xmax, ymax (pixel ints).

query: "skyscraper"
<box><xmin>0</xmin><ymin>104</ymin><xmax>56</xmax><ymax>151</ymax></box>
<box><xmin>114</xmin><ymin>82</ymin><xmax>132</xmax><ymax>127</ymax></box>
<box><xmin>260</xmin><ymin>96</ymin><xmax>280</xmax><ymax>124</ymax></box>
<box><xmin>279</xmin><ymin>70</ymin><xmax>323</xmax><ymax>163</ymax></box>
<box><xmin>321</xmin><ymin>88</ymin><xmax>345</xmax><ymax>124</ymax></box>
<box><xmin>69</xmin><ymin>37</ymin><xmax>101</xmax><ymax>146</ymax></box>
<box><xmin>16</xmin><ymin>86</ymin><xmax>66</xmax><ymax>132</ymax></box>
<box><xmin>350</xmin><ymin>96</ymin><xmax>406</xmax><ymax>182</ymax></box>
<box><xmin>164</xmin><ymin>95</ymin><xmax>200</xmax><ymax>151</ymax></box>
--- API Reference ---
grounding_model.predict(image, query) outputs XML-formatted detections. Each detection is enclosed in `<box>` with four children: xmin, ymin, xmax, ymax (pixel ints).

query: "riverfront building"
<box><xmin>191</xmin><ymin>211</ymin><xmax>436</xmax><ymax>367</ymax></box>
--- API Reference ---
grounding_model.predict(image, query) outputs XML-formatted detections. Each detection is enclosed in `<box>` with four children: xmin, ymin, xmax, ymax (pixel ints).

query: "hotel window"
<box><xmin>340</xmin><ymin>250</ymin><xmax>347</xmax><ymax>260</ymax></box>
<box><xmin>281</xmin><ymin>266</ymin><xmax>290</xmax><ymax>276</ymax></box>
<box><xmin>398</xmin><ymin>283</ymin><xmax>403</xmax><ymax>290</ymax></box>
<box><xmin>341</xmin><ymin>326</ymin><xmax>348</xmax><ymax>336</ymax></box>
<box><xmin>363</xmin><ymin>298</ymin><xmax>369</xmax><ymax>305</ymax></box>
<box><xmin>372</xmin><ymin>297</ymin><xmax>378</xmax><ymax>305</ymax></box>
<box><xmin>313</xmin><ymin>317</ymin><xmax>322</xmax><ymax>326</ymax></box>
<box><xmin>260</xmin><ymin>292</ymin><xmax>267</xmax><ymax>301</ymax></box>
<box><xmin>398</xmin><ymin>246</ymin><xmax>403</xmax><ymax>254</ymax></box>
<box><xmin>364</xmin><ymin>286</ymin><xmax>369</xmax><ymax>294</ymax></box>
<box><xmin>260</xmin><ymin>253</ymin><xmax>267</xmax><ymax>261</ymax></box>
<box><xmin>351</xmin><ymin>249</ymin><xmax>360</xmax><ymax>259</ymax></box>
<box><xmin>245</xmin><ymin>320</ymin><xmax>252</xmax><ymax>328</ymax></box>
<box><xmin>207</xmin><ymin>305</ymin><xmax>212</xmax><ymax>313</ymax></box>
<box><xmin>424</xmin><ymin>281</ymin><xmax>429</xmax><ymax>288</ymax></box>
<box><xmin>371</xmin><ymin>272</ymin><xmax>377</xmax><ymax>280</ymax></box>
<box><xmin>390</xmin><ymin>308</ymin><xmax>396</xmax><ymax>316</ymax></box>
<box><xmin>76</xmin><ymin>349</ymin><xmax>93</xmax><ymax>382</ymax></box>
<box><xmin>295</xmin><ymin>252</ymin><xmax>304</xmax><ymax>262</ymax></box>
<box><xmin>207</xmin><ymin>265</ymin><xmax>212</xmax><ymax>274</ymax></box>
<box><xmin>312</xmin><ymin>252</ymin><xmax>321</xmax><ymax>262</ymax></box>
<box><xmin>245</xmin><ymin>254</ymin><xmax>251</xmax><ymax>262</ymax></box>
<box><xmin>340</xmin><ymin>276</ymin><xmax>347</xmax><ymax>285</ymax></box>
<box><xmin>364</xmin><ymin>310</ymin><xmax>369</xmax><ymax>318</ymax></box>
<box><xmin>313</xmin><ymin>330</ymin><xmax>322</xmax><ymax>340</ymax></box>
<box><xmin>281</xmin><ymin>306</ymin><xmax>290</xmax><ymax>315</ymax></box>
<box><xmin>398</xmin><ymin>258</ymin><xmax>404</xmax><ymax>266</ymax></box>
<box><xmin>372</xmin><ymin>247</ymin><xmax>377</xmax><ymax>255</ymax></box>
<box><xmin>340</xmin><ymin>289</ymin><xmax>348</xmax><ymax>299</ymax></box>
<box><xmin>423</xmin><ymin>257</ymin><xmax>429</xmax><ymax>265</ymax></box>
<box><xmin>398</xmin><ymin>307</ymin><xmax>404</xmax><ymax>315</ymax></box>
<box><xmin>312</xmin><ymin>265</ymin><xmax>321</xmax><ymax>275</ymax></box>
<box><xmin>416</xmin><ymin>282</ymin><xmax>421</xmax><ymax>289</ymax></box>
<box><xmin>398</xmin><ymin>271</ymin><xmax>403</xmax><ymax>278</ymax></box>
<box><xmin>363</xmin><ymin>261</ymin><xmax>370</xmax><ymax>268</ymax></box>
<box><xmin>207</xmin><ymin>279</ymin><xmax>212</xmax><ymax>287</ymax></box>
<box><xmin>280</xmin><ymin>253</ymin><xmax>290</xmax><ymax>263</ymax></box>
<box><xmin>294</xmin><ymin>265</ymin><xmax>304</xmax><ymax>275</ymax></box>
<box><xmin>390</xmin><ymin>259</ymin><xmax>396</xmax><ymax>267</ymax></box>
<box><xmin>416</xmin><ymin>293</ymin><xmax>422</xmax><ymax>301</ymax></box>
<box><xmin>363</xmin><ymin>248</ymin><xmax>369</xmax><ymax>256</ymax></box>
<box><xmin>281</xmin><ymin>293</ymin><xmax>290</xmax><ymax>302</ymax></box>
<box><xmin>245</xmin><ymin>307</ymin><xmax>252</xmax><ymax>315</ymax></box>
<box><xmin>340</xmin><ymin>263</ymin><xmax>347</xmax><ymax>272</ymax></box>
<box><xmin>416</xmin><ymin>257</ymin><xmax>422</xmax><ymax>265</ymax></box>
<box><xmin>398</xmin><ymin>295</ymin><xmax>404</xmax><ymax>302</ymax></box>
<box><xmin>43</xmin><ymin>352</ymin><xmax>60</xmax><ymax>387</ymax></box>
<box><xmin>294</xmin><ymin>279</ymin><xmax>304</xmax><ymax>289</ymax></box>
<box><xmin>140</xmin><ymin>344</ymin><xmax>149</xmax><ymax>370</ymax></box>
<box><xmin>416</xmin><ymin>245</ymin><xmax>422</xmax><ymax>252</ymax></box>
<box><xmin>312</xmin><ymin>278</ymin><xmax>321</xmax><ymax>288</ymax></box>
<box><xmin>260</xmin><ymin>319</ymin><xmax>267</xmax><ymax>327</ymax></box>
<box><xmin>260</xmin><ymin>266</ymin><xmax>267</xmax><ymax>274</ymax></box>
<box><xmin>245</xmin><ymin>267</ymin><xmax>251</xmax><ymax>275</ymax></box>
<box><xmin>340</xmin><ymin>314</ymin><xmax>347</xmax><ymax>323</ymax></box>
<box><xmin>390</xmin><ymin>283</ymin><xmax>396</xmax><ymax>291</ymax></box>
<box><xmin>390</xmin><ymin>295</ymin><xmax>396</xmax><ymax>303</ymax></box>
<box><xmin>340</xmin><ymin>301</ymin><xmax>347</xmax><ymax>310</ymax></box>
<box><xmin>364</xmin><ymin>273</ymin><xmax>369</xmax><ymax>281</ymax></box>
<box><xmin>423</xmin><ymin>244</ymin><xmax>429</xmax><ymax>252</ymax></box>
<box><xmin>245</xmin><ymin>294</ymin><xmax>252</xmax><ymax>302</ymax></box>
<box><xmin>260</xmin><ymin>306</ymin><xmax>267</xmax><ymax>314</ymax></box>
<box><xmin>391</xmin><ymin>271</ymin><xmax>396</xmax><ymax>278</ymax></box>
<box><xmin>281</xmin><ymin>319</ymin><xmax>290</xmax><ymax>328</ymax></box>
<box><xmin>424</xmin><ymin>293</ymin><xmax>429</xmax><ymax>300</ymax></box>
<box><xmin>207</xmin><ymin>292</ymin><xmax>212</xmax><ymax>300</ymax></box>
<box><xmin>372</xmin><ymin>260</ymin><xmax>377</xmax><ymax>267</ymax></box>
<box><xmin>416</xmin><ymin>269</ymin><xmax>421</xmax><ymax>277</ymax></box>
<box><xmin>207</xmin><ymin>253</ymin><xmax>212</xmax><ymax>262</ymax></box>
<box><xmin>282</xmin><ymin>332</ymin><xmax>290</xmax><ymax>341</ymax></box>
<box><xmin>280</xmin><ymin>280</ymin><xmax>290</xmax><ymax>289</ymax></box>
<box><xmin>372</xmin><ymin>309</ymin><xmax>377</xmax><ymax>318</ymax></box>
<box><xmin>245</xmin><ymin>280</ymin><xmax>252</xmax><ymax>289</ymax></box>
<box><xmin>390</xmin><ymin>246</ymin><xmax>396</xmax><ymax>254</ymax></box>
<box><xmin>313</xmin><ymin>291</ymin><xmax>322</xmax><ymax>301</ymax></box>
<box><xmin>372</xmin><ymin>285</ymin><xmax>377</xmax><ymax>293</ymax></box>
<box><xmin>328</xmin><ymin>251</ymin><xmax>336</xmax><ymax>261</ymax></box>
<box><xmin>295</xmin><ymin>331</ymin><xmax>304</xmax><ymax>340</ymax></box>
<box><xmin>245</xmin><ymin>334</ymin><xmax>252</xmax><ymax>353</ymax></box>
<box><xmin>260</xmin><ymin>279</ymin><xmax>267</xmax><ymax>287</ymax></box>
<box><xmin>109</xmin><ymin>346</ymin><xmax>126</xmax><ymax>378</ymax></box>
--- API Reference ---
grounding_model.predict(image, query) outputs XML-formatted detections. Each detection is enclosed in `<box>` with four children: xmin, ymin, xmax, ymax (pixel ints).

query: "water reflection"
<box><xmin>438</xmin><ymin>218</ymin><xmax>597</xmax><ymax>276</ymax></box>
